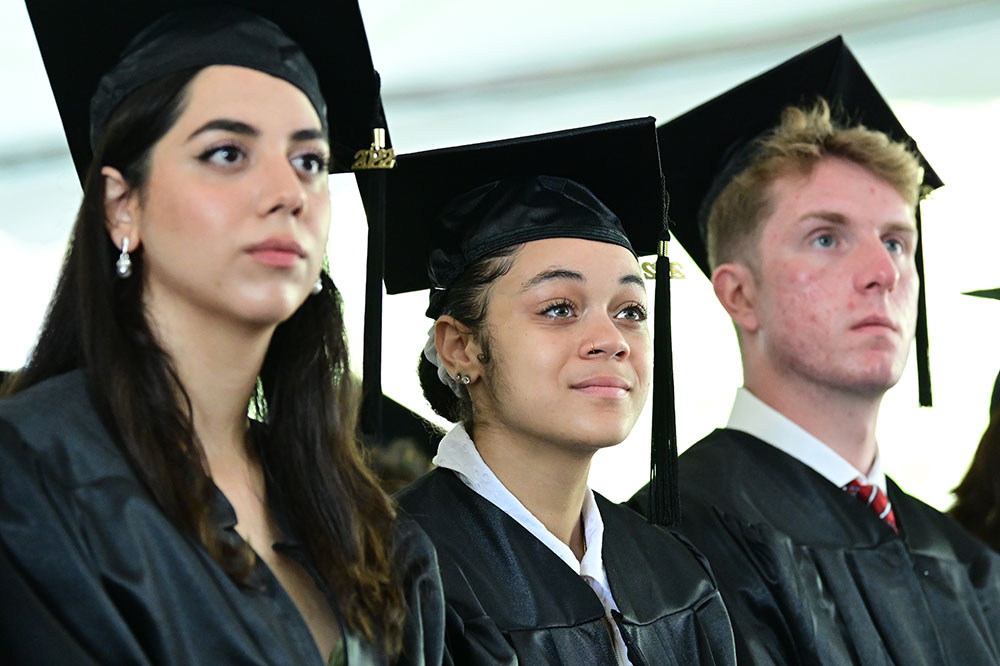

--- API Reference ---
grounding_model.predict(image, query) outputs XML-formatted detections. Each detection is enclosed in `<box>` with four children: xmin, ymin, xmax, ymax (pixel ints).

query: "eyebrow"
<box><xmin>520</xmin><ymin>268</ymin><xmax>645</xmax><ymax>292</ymax></box>
<box><xmin>186</xmin><ymin>120</ymin><xmax>327</xmax><ymax>144</ymax></box>
<box><xmin>187</xmin><ymin>119</ymin><xmax>257</xmax><ymax>142</ymax></box>
<box><xmin>798</xmin><ymin>210</ymin><xmax>917</xmax><ymax>233</ymax></box>
<box><xmin>521</xmin><ymin>268</ymin><xmax>583</xmax><ymax>292</ymax></box>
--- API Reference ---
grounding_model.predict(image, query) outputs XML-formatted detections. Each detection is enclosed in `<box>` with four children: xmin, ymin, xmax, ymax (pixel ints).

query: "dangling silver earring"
<box><xmin>116</xmin><ymin>237</ymin><xmax>132</xmax><ymax>279</ymax></box>
<box><xmin>311</xmin><ymin>275</ymin><xmax>323</xmax><ymax>295</ymax></box>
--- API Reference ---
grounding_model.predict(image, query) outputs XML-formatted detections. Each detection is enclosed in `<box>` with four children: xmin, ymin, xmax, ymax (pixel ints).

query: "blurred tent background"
<box><xmin>1</xmin><ymin>0</ymin><xmax>999</xmax><ymax>509</ymax></box>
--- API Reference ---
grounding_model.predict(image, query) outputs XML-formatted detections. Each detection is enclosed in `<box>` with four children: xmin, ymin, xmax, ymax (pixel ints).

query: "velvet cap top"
<box><xmin>657</xmin><ymin>35</ymin><xmax>942</xmax><ymax>277</ymax></box>
<box><xmin>26</xmin><ymin>0</ymin><xmax>387</xmax><ymax>181</ymax></box>
<box><xmin>382</xmin><ymin>117</ymin><xmax>665</xmax><ymax>318</ymax></box>
<box><xmin>426</xmin><ymin>175</ymin><xmax>634</xmax><ymax>303</ymax></box>
<box><xmin>89</xmin><ymin>8</ymin><xmax>327</xmax><ymax>150</ymax></box>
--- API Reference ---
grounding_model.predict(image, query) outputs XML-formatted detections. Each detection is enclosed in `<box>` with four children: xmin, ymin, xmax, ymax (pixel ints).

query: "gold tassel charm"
<box><xmin>352</xmin><ymin>128</ymin><xmax>396</xmax><ymax>170</ymax></box>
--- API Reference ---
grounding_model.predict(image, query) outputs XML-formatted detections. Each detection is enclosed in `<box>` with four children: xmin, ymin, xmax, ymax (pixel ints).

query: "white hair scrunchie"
<box><xmin>422</xmin><ymin>324</ymin><xmax>464</xmax><ymax>397</ymax></box>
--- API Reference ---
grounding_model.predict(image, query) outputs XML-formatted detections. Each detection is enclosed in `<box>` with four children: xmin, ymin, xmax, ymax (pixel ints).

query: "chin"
<box><xmin>566</xmin><ymin>419</ymin><xmax>634</xmax><ymax>450</ymax></box>
<box><xmin>236</xmin><ymin>289</ymin><xmax>310</xmax><ymax>326</ymax></box>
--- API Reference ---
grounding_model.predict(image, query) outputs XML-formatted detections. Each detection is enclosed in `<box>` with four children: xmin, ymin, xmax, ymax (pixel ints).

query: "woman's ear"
<box><xmin>435</xmin><ymin>316</ymin><xmax>483</xmax><ymax>383</ymax></box>
<box><xmin>712</xmin><ymin>261</ymin><xmax>760</xmax><ymax>334</ymax></box>
<box><xmin>101</xmin><ymin>166</ymin><xmax>141</xmax><ymax>251</ymax></box>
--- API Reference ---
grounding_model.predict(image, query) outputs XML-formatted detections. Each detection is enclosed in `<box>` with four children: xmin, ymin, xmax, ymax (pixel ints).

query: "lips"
<box><xmin>246</xmin><ymin>238</ymin><xmax>305</xmax><ymax>267</ymax></box>
<box><xmin>572</xmin><ymin>376</ymin><xmax>631</xmax><ymax>398</ymax></box>
<box><xmin>850</xmin><ymin>315</ymin><xmax>899</xmax><ymax>333</ymax></box>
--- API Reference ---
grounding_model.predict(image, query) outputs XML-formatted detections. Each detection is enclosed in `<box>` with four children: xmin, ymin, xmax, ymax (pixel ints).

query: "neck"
<box><xmin>146</xmin><ymin>298</ymin><xmax>274</xmax><ymax>473</ymax></box>
<box><xmin>472</xmin><ymin>422</ymin><xmax>591</xmax><ymax>560</ymax></box>
<box><xmin>744</xmin><ymin>365</ymin><xmax>883</xmax><ymax>474</ymax></box>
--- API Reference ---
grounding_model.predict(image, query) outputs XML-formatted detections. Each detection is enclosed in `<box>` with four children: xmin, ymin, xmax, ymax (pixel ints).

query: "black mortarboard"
<box><xmin>964</xmin><ymin>288</ymin><xmax>1000</xmax><ymax>415</ymax></box>
<box><xmin>383</xmin><ymin>118</ymin><xmax>681</xmax><ymax>526</ymax></box>
<box><xmin>659</xmin><ymin>36</ymin><xmax>941</xmax><ymax>406</ymax></box>
<box><xmin>26</xmin><ymin>0</ymin><xmax>388</xmax><ymax>181</ymax></box>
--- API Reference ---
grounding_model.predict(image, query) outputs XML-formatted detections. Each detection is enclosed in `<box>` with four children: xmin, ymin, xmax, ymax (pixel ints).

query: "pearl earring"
<box><xmin>116</xmin><ymin>237</ymin><xmax>132</xmax><ymax>279</ymax></box>
<box><xmin>312</xmin><ymin>275</ymin><xmax>323</xmax><ymax>295</ymax></box>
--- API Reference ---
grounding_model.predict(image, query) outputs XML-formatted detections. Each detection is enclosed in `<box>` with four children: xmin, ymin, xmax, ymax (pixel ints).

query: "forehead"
<box><xmin>763</xmin><ymin>156</ymin><xmax>914</xmax><ymax>233</ymax></box>
<box><xmin>504</xmin><ymin>237</ymin><xmax>641</xmax><ymax>283</ymax></box>
<box><xmin>173</xmin><ymin>64</ymin><xmax>323</xmax><ymax>131</ymax></box>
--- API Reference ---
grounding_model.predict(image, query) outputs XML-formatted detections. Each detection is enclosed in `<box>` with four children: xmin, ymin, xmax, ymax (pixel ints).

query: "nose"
<box><xmin>854</xmin><ymin>236</ymin><xmax>900</xmax><ymax>294</ymax></box>
<box><xmin>580</xmin><ymin>312</ymin><xmax>631</xmax><ymax>360</ymax></box>
<box><xmin>257</xmin><ymin>154</ymin><xmax>306</xmax><ymax>218</ymax></box>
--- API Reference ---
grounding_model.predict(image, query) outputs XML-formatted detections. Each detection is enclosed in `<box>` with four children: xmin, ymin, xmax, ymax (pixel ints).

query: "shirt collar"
<box><xmin>432</xmin><ymin>423</ymin><xmax>606</xmax><ymax>579</ymax></box>
<box><xmin>727</xmin><ymin>387</ymin><xmax>887</xmax><ymax>492</ymax></box>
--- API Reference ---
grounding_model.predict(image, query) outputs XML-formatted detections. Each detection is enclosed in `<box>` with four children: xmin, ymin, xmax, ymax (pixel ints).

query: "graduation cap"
<box><xmin>658</xmin><ymin>35</ymin><xmax>941</xmax><ymax>407</ymax></box>
<box><xmin>26</xmin><ymin>0</ymin><xmax>397</xmax><ymax>441</ymax></box>
<box><xmin>25</xmin><ymin>0</ymin><xmax>387</xmax><ymax>179</ymax></box>
<box><xmin>383</xmin><ymin>118</ymin><xmax>682</xmax><ymax>526</ymax></box>
<box><xmin>964</xmin><ymin>288</ymin><xmax>1000</xmax><ymax>415</ymax></box>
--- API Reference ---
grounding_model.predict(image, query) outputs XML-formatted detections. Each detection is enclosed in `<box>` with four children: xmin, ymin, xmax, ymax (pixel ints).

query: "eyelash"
<box><xmin>197</xmin><ymin>143</ymin><xmax>245</xmax><ymax>166</ymax></box>
<box><xmin>196</xmin><ymin>143</ymin><xmax>330</xmax><ymax>176</ymax></box>
<box><xmin>540</xmin><ymin>299</ymin><xmax>575</xmax><ymax>318</ymax></box>
<box><xmin>618</xmin><ymin>302</ymin><xmax>648</xmax><ymax>322</ymax></box>
<box><xmin>292</xmin><ymin>152</ymin><xmax>331</xmax><ymax>175</ymax></box>
<box><xmin>538</xmin><ymin>299</ymin><xmax>648</xmax><ymax>322</ymax></box>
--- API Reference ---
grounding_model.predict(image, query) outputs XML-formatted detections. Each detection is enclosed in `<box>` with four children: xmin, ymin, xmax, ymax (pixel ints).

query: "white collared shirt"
<box><xmin>433</xmin><ymin>423</ymin><xmax>632</xmax><ymax>666</ymax></box>
<box><xmin>726</xmin><ymin>387</ymin><xmax>887</xmax><ymax>493</ymax></box>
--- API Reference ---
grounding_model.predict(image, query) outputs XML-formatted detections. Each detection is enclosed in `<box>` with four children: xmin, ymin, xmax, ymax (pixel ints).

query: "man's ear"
<box><xmin>101</xmin><ymin>166</ymin><xmax>141</xmax><ymax>251</ymax></box>
<box><xmin>435</xmin><ymin>316</ymin><xmax>483</xmax><ymax>383</ymax></box>
<box><xmin>712</xmin><ymin>261</ymin><xmax>760</xmax><ymax>333</ymax></box>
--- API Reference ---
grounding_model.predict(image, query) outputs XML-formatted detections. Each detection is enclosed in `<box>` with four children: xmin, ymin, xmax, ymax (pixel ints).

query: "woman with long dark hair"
<box><xmin>385</xmin><ymin>120</ymin><xmax>736</xmax><ymax>665</ymax></box>
<box><xmin>0</xmin><ymin>4</ymin><xmax>442</xmax><ymax>665</ymax></box>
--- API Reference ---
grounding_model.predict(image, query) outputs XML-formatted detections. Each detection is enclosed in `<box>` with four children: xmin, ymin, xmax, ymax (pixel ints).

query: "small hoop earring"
<box><xmin>311</xmin><ymin>276</ymin><xmax>323</xmax><ymax>295</ymax></box>
<box><xmin>116</xmin><ymin>237</ymin><xmax>132</xmax><ymax>279</ymax></box>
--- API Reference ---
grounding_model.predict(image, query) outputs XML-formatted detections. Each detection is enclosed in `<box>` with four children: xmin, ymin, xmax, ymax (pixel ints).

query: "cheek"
<box><xmin>632</xmin><ymin>332</ymin><xmax>653</xmax><ymax>385</ymax></box>
<box><xmin>767</xmin><ymin>265</ymin><xmax>836</xmax><ymax>336</ymax></box>
<box><xmin>311</xmin><ymin>189</ymin><xmax>332</xmax><ymax>239</ymax></box>
<box><xmin>142</xmin><ymin>175</ymin><xmax>236</xmax><ymax>243</ymax></box>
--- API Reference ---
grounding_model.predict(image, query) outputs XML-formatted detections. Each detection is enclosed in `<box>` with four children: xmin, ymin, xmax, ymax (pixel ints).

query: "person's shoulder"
<box><xmin>600</xmin><ymin>496</ymin><xmax>716</xmax><ymax>575</ymax></box>
<box><xmin>680</xmin><ymin>428</ymin><xmax>767</xmax><ymax>468</ymax></box>
<box><xmin>598</xmin><ymin>496</ymin><xmax>723</xmax><ymax>605</ymax></box>
<box><xmin>0</xmin><ymin>370</ymin><xmax>125</xmax><ymax>483</ymax></box>
<box><xmin>892</xmin><ymin>480</ymin><xmax>1000</xmax><ymax>561</ymax></box>
<box><xmin>395</xmin><ymin>468</ymin><xmax>464</xmax><ymax>516</ymax></box>
<box><xmin>627</xmin><ymin>429</ymin><xmax>753</xmax><ymax>514</ymax></box>
<box><xmin>0</xmin><ymin>370</ymin><xmax>92</xmax><ymax>426</ymax></box>
<box><xmin>391</xmin><ymin>509</ymin><xmax>439</xmax><ymax>567</ymax></box>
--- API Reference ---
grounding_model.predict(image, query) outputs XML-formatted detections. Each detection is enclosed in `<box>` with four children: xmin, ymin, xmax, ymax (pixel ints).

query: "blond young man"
<box><xmin>631</xmin><ymin>40</ymin><xmax>1000</xmax><ymax>666</ymax></box>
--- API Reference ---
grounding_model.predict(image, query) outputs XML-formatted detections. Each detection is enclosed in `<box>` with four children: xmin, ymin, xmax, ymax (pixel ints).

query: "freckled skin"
<box><xmin>748</xmin><ymin>156</ymin><xmax>918</xmax><ymax>399</ymax></box>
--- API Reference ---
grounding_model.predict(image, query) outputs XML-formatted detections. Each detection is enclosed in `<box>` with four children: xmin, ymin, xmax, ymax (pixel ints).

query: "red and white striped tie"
<box><xmin>844</xmin><ymin>478</ymin><xmax>898</xmax><ymax>533</ymax></box>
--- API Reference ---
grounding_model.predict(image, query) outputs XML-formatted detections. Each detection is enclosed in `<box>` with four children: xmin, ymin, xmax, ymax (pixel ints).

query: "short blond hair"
<box><xmin>705</xmin><ymin>99</ymin><xmax>924</xmax><ymax>271</ymax></box>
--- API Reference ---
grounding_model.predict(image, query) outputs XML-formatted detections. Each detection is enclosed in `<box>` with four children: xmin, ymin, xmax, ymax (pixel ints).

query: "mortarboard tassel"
<box><xmin>649</xmin><ymin>186</ymin><xmax>680</xmax><ymax>527</ymax></box>
<box><xmin>355</xmin><ymin>129</ymin><xmax>396</xmax><ymax>443</ymax></box>
<box><xmin>914</xmin><ymin>203</ymin><xmax>931</xmax><ymax>407</ymax></box>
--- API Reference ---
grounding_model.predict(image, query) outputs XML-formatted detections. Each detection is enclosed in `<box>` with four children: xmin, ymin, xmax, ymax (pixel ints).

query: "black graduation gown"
<box><xmin>629</xmin><ymin>428</ymin><xmax>1000</xmax><ymax>666</ymax></box>
<box><xmin>0</xmin><ymin>370</ymin><xmax>445</xmax><ymax>666</ymax></box>
<box><xmin>397</xmin><ymin>467</ymin><xmax>736</xmax><ymax>666</ymax></box>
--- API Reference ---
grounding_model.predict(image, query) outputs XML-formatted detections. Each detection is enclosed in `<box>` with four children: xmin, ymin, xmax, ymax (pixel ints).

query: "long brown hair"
<box><xmin>5</xmin><ymin>68</ymin><xmax>406</xmax><ymax>654</ymax></box>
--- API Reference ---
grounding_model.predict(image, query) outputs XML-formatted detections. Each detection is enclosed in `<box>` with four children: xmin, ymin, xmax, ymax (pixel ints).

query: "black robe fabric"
<box><xmin>629</xmin><ymin>428</ymin><xmax>1000</xmax><ymax>666</ymax></box>
<box><xmin>397</xmin><ymin>467</ymin><xmax>736</xmax><ymax>665</ymax></box>
<box><xmin>0</xmin><ymin>370</ymin><xmax>445</xmax><ymax>666</ymax></box>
